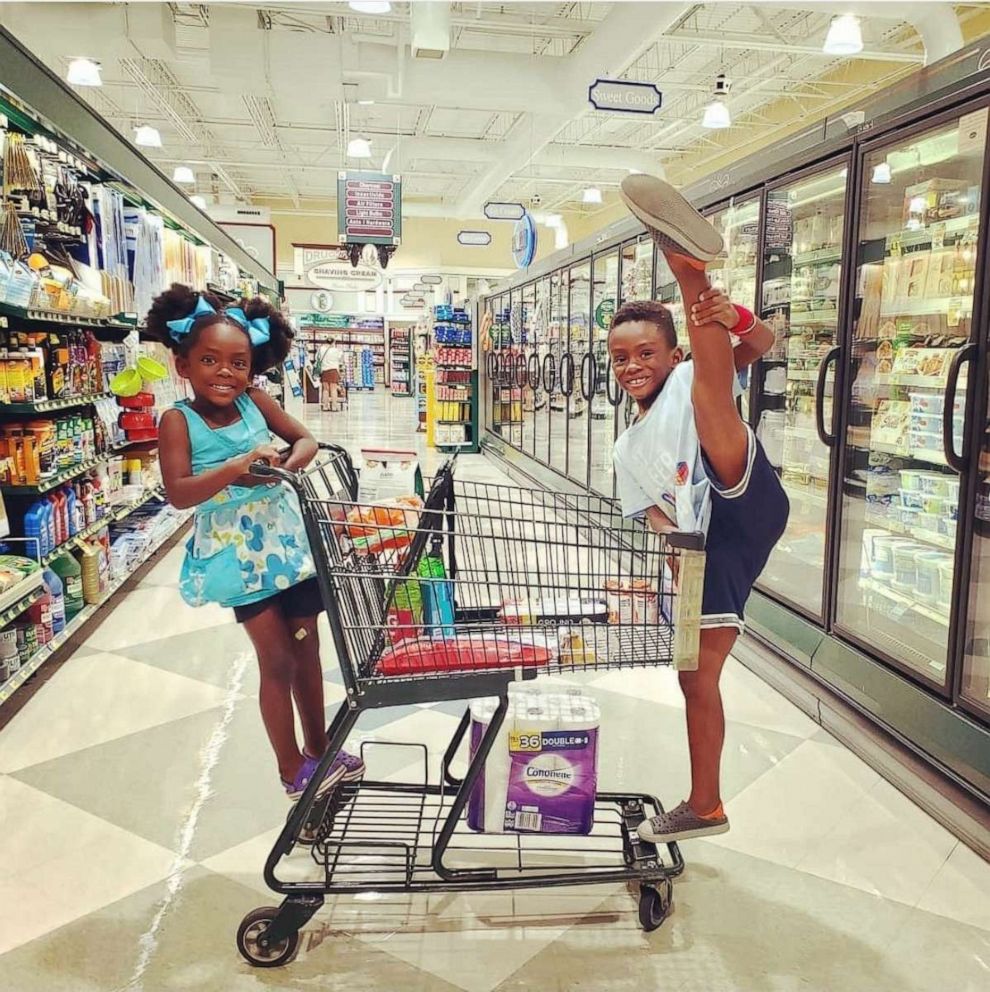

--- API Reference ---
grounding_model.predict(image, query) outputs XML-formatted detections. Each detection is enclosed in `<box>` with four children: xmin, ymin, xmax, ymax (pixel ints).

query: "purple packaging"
<box><xmin>467</xmin><ymin>691</ymin><xmax>600</xmax><ymax>835</ymax></box>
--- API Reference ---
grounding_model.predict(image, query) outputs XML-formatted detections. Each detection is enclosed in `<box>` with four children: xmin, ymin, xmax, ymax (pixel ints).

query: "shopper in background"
<box><xmin>317</xmin><ymin>336</ymin><xmax>343</xmax><ymax>412</ymax></box>
<box><xmin>611</xmin><ymin>175</ymin><xmax>789</xmax><ymax>845</ymax></box>
<box><xmin>148</xmin><ymin>284</ymin><xmax>364</xmax><ymax>802</ymax></box>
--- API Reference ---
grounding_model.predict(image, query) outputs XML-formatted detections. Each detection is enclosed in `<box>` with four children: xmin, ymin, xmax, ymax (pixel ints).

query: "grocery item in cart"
<box><xmin>467</xmin><ymin>688</ymin><xmax>600</xmax><ymax>834</ymax></box>
<box><xmin>343</xmin><ymin>495</ymin><xmax>422</xmax><ymax>554</ymax></box>
<box><xmin>376</xmin><ymin>631</ymin><xmax>551</xmax><ymax>676</ymax></box>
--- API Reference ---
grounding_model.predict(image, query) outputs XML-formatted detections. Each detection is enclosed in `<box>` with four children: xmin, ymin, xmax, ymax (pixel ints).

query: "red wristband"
<box><xmin>732</xmin><ymin>304</ymin><xmax>756</xmax><ymax>338</ymax></box>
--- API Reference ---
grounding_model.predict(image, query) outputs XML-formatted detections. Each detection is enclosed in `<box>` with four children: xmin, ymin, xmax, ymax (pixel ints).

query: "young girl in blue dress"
<box><xmin>148</xmin><ymin>284</ymin><xmax>363</xmax><ymax>800</ymax></box>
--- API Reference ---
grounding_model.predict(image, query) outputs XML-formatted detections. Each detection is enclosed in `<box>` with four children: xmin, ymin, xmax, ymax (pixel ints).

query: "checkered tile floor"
<box><xmin>1</xmin><ymin>393</ymin><xmax>987</xmax><ymax>992</ymax></box>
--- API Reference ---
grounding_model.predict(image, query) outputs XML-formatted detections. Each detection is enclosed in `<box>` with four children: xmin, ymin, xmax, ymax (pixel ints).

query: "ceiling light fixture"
<box><xmin>702</xmin><ymin>74</ymin><xmax>731</xmax><ymax>129</ymax></box>
<box><xmin>823</xmin><ymin>14</ymin><xmax>864</xmax><ymax>55</ymax></box>
<box><xmin>349</xmin><ymin>1</ymin><xmax>391</xmax><ymax>14</ymax></box>
<box><xmin>347</xmin><ymin>136</ymin><xmax>372</xmax><ymax>159</ymax></box>
<box><xmin>172</xmin><ymin>165</ymin><xmax>195</xmax><ymax>184</ymax></box>
<box><xmin>66</xmin><ymin>58</ymin><xmax>102</xmax><ymax>87</ymax></box>
<box><xmin>190</xmin><ymin>194</ymin><xmax>207</xmax><ymax>209</ymax></box>
<box><xmin>134</xmin><ymin>125</ymin><xmax>162</xmax><ymax>148</ymax></box>
<box><xmin>871</xmin><ymin>161</ymin><xmax>892</xmax><ymax>184</ymax></box>
<box><xmin>358</xmin><ymin>99</ymin><xmax>376</xmax><ymax>106</ymax></box>
<box><xmin>583</xmin><ymin>187</ymin><xmax>602</xmax><ymax>204</ymax></box>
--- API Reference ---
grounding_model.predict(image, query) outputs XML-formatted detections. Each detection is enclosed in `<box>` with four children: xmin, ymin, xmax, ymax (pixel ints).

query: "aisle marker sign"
<box><xmin>337</xmin><ymin>170</ymin><xmax>402</xmax><ymax>246</ymax></box>
<box><xmin>589</xmin><ymin>79</ymin><xmax>662</xmax><ymax>116</ymax></box>
<box><xmin>484</xmin><ymin>201</ymin><xmax>526</xmax><ymax>221</ymax></box>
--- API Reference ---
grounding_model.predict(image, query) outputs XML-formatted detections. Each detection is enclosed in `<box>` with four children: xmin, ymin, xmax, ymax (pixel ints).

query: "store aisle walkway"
<box><xmin>0</xmin><ymin>393</ymin><xmax>987</xmax><ymax>992</ymax></box>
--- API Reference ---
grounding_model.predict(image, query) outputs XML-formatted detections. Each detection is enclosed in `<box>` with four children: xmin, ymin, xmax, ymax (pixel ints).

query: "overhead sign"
<box><xmin>595</xmin><ymin>297</ymin><xmax>616</xmax><ymax>330</ymax></box>
<box><xmin>311</xmin><ymin>290</ymin><xmax>333</xmax><ymax>313</ymax></box>
<box><xmin>458</xmin><ymin>230</ymin><xmax>492</xmax><ymax>246</ymax></box>
<box><xmin>294</xmin><ymin>243</ymin><xmax>384</xmax><ymax>292</ymax></box>
<box><xmin>337</xmin><ymin>170</ymin><xmax>402</xmax><ymax>246</ymax></box>
<box><xmin>588</xmin><ymin>78</ymin><xmax>662</xmax><ymax>116</ymax></box>
<box><xmin>484</xmin><ymin>201</ymin><xmax>525</xmax><ymax>221</ymax></box>
<box><xmin>420</xmin><ymin>274</ymin><xmax>443</xmax><ymax>285</ymax></box>
<box><xmin>511</xmin><ymin>213</ymin><xmax>537</xmax><ymax>269</ymax></box>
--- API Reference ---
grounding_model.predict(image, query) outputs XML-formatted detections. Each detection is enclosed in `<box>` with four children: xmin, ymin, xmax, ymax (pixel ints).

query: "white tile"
<box><xmin>0</xmin><ymin>778</ymin><xmax>176</xmax><ymax>955</ymax></box>
<box><xmin>917</xmin><ymin>841</ymin><xmax>990</xmax><ymax>931</ymax></box>
<box><xmin>796</xmin><ymin>775</ymin><xmax>958</xmax><ymax>906</ymax></box>
<box><xmin>706</xmin><ymin>739</ymin><xmax>880</xmax><ymax>868</ymax></box>
<box><xmin>0</xmin><ymin>652</ymin><xmax>228</xmax><ymax>772</ymax></box>
<box><xmin>83</xmin><ymin>585</ymin><xmax>229</xmax><ymax>652</ymax></box>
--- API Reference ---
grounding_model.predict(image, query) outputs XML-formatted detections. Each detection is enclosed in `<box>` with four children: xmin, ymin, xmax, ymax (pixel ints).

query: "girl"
<box><xmin>148</xmin><ymin>284</ymin><xmax>364</xmax><ymax>801</ymax></box>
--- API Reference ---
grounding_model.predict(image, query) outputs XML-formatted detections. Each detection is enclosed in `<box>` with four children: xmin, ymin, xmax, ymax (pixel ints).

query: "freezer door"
<box><xmin>534</xmin><ymin>277</ymin><xmax>553</xmax><ymax>467</ymax></box>
<box><xmin>549</xmin><ymin>269</ymin><xmax>570</xmax><ymax>475</ymax></box>
<box><xmin>521</xmin><ymin>283</ymin><xmax>537</xmax><ymax>459</ymax></box>
<box><xmin>754</xmin><ymin>164</ymin><xmax>850</xmax><ymax>619</ymax></box>
<box><xmin>835</xmin><ymin>109</ymin><xmax>987</xmax><ymax>688</ymax></box>
<box><xmin>567</xmin><ymin>261</ymin><xmax>592</xmax><ymax>487</ymax></box>
<box><xmin>591</xmin><ymin>250</ymin><xmax>620</xmax><ymax>497</ymax></box>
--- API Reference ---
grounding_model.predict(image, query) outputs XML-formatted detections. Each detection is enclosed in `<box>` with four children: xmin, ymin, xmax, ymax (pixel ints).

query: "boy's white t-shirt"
<box><xmin>613</xmin><ymin>360</ymin><xmax>743</xmax><ymax>534</ymax></box>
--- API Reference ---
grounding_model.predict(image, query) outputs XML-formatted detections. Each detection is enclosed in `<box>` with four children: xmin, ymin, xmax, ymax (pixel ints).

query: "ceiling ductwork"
<box><xmin>411</xmin><ymin>1</ymin><xmax>451</xmax><ymax>61</ymax></box>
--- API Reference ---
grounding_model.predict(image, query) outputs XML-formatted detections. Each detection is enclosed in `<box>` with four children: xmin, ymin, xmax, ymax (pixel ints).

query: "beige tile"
<box><xmin>917</xmin><ymin>841</ymin><xmax>990</xmax><ymax>931</ymax></box>
<box><xmin>0</xmin><ymin>652</ymin><xmax>230</xmax><ymax>773</ymax></box>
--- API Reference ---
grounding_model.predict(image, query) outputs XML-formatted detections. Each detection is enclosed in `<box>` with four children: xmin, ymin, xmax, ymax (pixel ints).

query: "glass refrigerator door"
<box><xmin>836</xmin><ymin>110</ymin><xmax>987</xmax><ymax>686</ymax></box>
<box><xmin>567</xmin><ymin>262</ymin><xmax>592</xmax><ymax>487</ymax></box>
<box><xmin>707</xmin><ymin>198</ymin><xmax>761</xmax><ymax>422</ymax></box>
<box><xmin>591</xmin><ymin>251</ymin><xmax>620</xmax><ymax>497</ymax></box>
<box><xmin>534</xmin><ymin>277</ymin><xmax>552</xmax><ymax>465</ymax></box>
<box><xmin>655</xmin><ymin>251</ymin><xmax>689</xmax><ymax>349</ymax></box>
<box><xmin>505</xmin><ymin>291</ymin><xmax>524</xmax><ymax>450</ymax></box>
<box><xmin>619</xmin><ymin>238</ymin><xmax>655</xmax><ymax>428</ymax></box>
<box><xmin>754</xmin><ymin>164</ymin><xmax>849</xmax><ymax>617</ymax></box>
<box><xmin>521</xmin><ymin>283</ymin><xmax>537</xmax><ymax>458</ymax></box>
<box><xmin>489</xmin><ymin>295</ymin><xmax>508</xmax><ymax>438</ymax></box>
<box><xmin>549</xmin><ymin>269</ymin><xmax>569</xmax><ymax>475</ymax></box>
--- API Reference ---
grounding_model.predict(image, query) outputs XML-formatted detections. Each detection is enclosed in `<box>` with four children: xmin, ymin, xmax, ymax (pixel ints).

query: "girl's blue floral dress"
<box><xmin>175</xmin><ymin>392</ymin><xmax>315</xmax><ymax>609</ymax></box>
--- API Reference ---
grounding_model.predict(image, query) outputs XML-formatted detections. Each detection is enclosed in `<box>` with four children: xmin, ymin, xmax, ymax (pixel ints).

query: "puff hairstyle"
<box><xmin>144</xmin><ymin>282</ymin><xmax>294</xmax><ymax>376</ymax></box>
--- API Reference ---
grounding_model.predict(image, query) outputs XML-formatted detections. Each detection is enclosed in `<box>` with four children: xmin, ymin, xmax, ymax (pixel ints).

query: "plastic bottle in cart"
<box><xmin>43</xmin><ymin>567</ymin><xmax>66</xmax><ymax>636</ymax></box>
<box><xmin>417</xmin><ymin>535</ymin><xmax>455</xmax><ymax>637</ymax></box>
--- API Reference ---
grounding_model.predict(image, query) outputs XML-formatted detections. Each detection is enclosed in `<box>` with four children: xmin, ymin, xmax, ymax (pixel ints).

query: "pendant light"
<box><xmin>702</xmin><ymin>74</ymin><xmax>731</xmax><ymax>129</ymax></box>
<box><xmin>823</xmin><ymin>15</ymin><xmax>863</xmax><ymax>55</ymax></box>
<box><xmin>349</xmin><ymin>2</ymin><xmax>391</xmax><ymax>13</ymax></box>
<box><xmin>134</xmin><ymin>125</ymin><xmax>162</xmax><ymax>148</ymax></box>
<box><xmin>172</xmin><ymin>165</ymin><xmax>195</xmax><ymax>184</ymax></box>
<box><xmin>871</xmin><ymin>161</ymin><xmax>892</xmax><ymax>184</ymax></box>
<box><xmin>347</xmin><ymin>136</ymin><xmax>372</xmax><ymax>159</ymax></box>
<box><xmin>66</xmin><ymin>58</ymin><xmax>102</xmax><ymax>87</ymax></box>
<box><xmin>583</xmin><ymin>187</ymin><xmax>603</xmax><ymax>204</ymax></box>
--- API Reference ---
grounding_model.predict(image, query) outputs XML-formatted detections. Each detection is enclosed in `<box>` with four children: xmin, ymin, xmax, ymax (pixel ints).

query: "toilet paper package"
<box><xmin>467</xmin><ymin>686</ymin><xmax>600</xmax><ymax>835</ymax></box>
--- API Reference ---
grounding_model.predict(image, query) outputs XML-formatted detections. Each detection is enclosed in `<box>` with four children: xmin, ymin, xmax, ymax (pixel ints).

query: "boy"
<box><xmin>611</xmin><ymin>174</ymin><xmax>789</xmax><ymax>844</ymax></box>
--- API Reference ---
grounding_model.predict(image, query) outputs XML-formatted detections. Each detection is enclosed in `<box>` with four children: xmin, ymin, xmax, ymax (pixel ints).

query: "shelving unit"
<box><xmin>431</xmin><ymin>305</ymin><xmax>478</xmax><ymax>453</ymax></box>
<box><xmin>389</xmin><ymin>323</ymin><xmax>412</xmax><ymax>397</ymax></box>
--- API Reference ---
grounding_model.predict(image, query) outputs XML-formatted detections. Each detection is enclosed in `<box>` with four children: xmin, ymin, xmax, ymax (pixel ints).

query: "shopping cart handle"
<box><xmin>248</xmin><ymin>461</ymin><xmax>298</xmax><ymax>485</ymax></box>
<box><xmin>666</xmin><ymin>530</ymin><xmax>705</xmax><ymax>551</ymax></box>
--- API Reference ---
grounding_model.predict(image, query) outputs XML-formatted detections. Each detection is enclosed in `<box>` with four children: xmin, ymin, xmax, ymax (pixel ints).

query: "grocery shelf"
<box><xmin>880</xmin><ymin>296</ymin><xmax>974</xmax><ymax>319</ymax></box>
<box><xmin>1</xmin><ymin>456</ymin><xmax>107</xmax><ymax>495</ymax></box>
<box><xmin>782</xmin><ymin>480</ymin><xmax>827</xmax><ymax>507</ymax></box>
<box><xmin>864</xmin><ymin>511</ymin><xmax>956</xmax><ymax>552</ymax></box>
<box><xmin>792</xmin><ymin>246</ymin><xmax>842</xmax><ymax>266</ymax></box>
<box><xmin>861</xmin><ymin>576</ymin><xmax>949</xmax><ymax>628</ymax></box>
<box><xmin>789</xmin><ymin>311</ymin><xmax>839</xmax><ymax>326</ymax></box>
<box><xmin>0</xmin><ymin>301</ymin><xmax>137</xmax><ymax>333</ymax></box>
<box><xmin>868</xmin><ymin>441</ymin><xmax>947</xmax><ymax>466</ymax></box>
<box><xmin>0</xmin><ymin>572</ymin><xmax>45</xmax><ymax>626</ymax></box>
<box><xmin>884</xmin><ymin>213</ymin><xmax>979</xmax><ymax>251</ymax></box>
<box><xmin>787</xmin><ymin>370</ymin><xmax>820</xmax><ymax>381</ymax></box>
<box><xmin>0</xmin><ymin>393</ymin><xmax>111</xmax><ymax>415</ymax></box>
<box><xmin>0</xmin><ymin>508</ymin><xmax>192</xmax><ymax>707</ymax></box>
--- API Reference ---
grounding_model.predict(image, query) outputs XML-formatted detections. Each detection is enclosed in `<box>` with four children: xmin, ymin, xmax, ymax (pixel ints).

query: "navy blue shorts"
<box><xmin>232</xmin><ymin>577</ymin><xmax>325</xmax><ymax>624</ymax></box>
<box><xmin>700</xmin><ymin>428</ymin><xmax>789</xmax><ymax>632</ymax></box>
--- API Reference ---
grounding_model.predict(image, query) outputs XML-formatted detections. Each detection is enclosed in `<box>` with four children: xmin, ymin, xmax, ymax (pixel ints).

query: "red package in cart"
<box><xmin>377</xmin><ymin>633</ymin><xmax>551</xmax><ymax>676</ymax></box>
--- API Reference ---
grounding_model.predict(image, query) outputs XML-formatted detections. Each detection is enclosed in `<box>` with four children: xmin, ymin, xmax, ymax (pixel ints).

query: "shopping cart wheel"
<box><xmin>638</xmin><ymin>878</ymin><xmax>673</xmax><ymax>933</ymax></box>
<box><xmin>236</xmin><ymin>906</ymin><xmax>299</xmax><ymax>968</ymax></box>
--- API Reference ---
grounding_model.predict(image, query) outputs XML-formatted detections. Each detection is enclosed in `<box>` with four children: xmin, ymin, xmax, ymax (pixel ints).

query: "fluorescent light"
<box><xmin>134</xmin><ymin>125</ymin><xmax>162</xmax><ymax>148</ymax></box>
<box><xmin>349</xmin><ymin>1</ymin><xmax>391</xmax><ymax>13</ymax></box>
<box><xmin>358</xmin><ymin>99</ymin><xmax>376</xmax><ymax>106</ymax></box>
<box><xmin>702</xmin><ymin>99</ymin><xmax>731</xmax><ymax>129</ymax></box>
<box><xmin>583</xmin><ymin>187</ymin><xmax>602</xmax><ymax>204</ymax></box>
<box><xmin>172</xmin><ymin>165</ymin><xmax>195</xmax><ymax>184</ymax></box>
<box><xmin>871</xmin><ymin>162</ymin><xmax>892</xmax><ymax>184</ymax></box>
<box><xmin>544</xmin><ymin>213</ymin><xmax>563</xmax><ymax>228</ymax></box>
<box><xmin>190</xmin><ymin>194</ymin><xmax>207</xmax><ymax>209</ymax></box>
<box><xmin>67</xmin><ymin>58</ymin><xmax>101</xmax><ymax>87</ymax></box>
<box><xmin>347</xmin><ymin>137</ymin><xmax>372</xmax><ymax>159</ymax></box>
<box><xmin>823</xmin><ymin>14</ymin><xmax>863</xmax><ymax>55</ymax></box>
<box><xmin>628</xmin><ymin>168</ymin><xmax>643</xmax><ymax>174</ymax></box>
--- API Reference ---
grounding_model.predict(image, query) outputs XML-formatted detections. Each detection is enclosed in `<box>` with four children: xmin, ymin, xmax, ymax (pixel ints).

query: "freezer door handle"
<box><xmin>541</xmin><ymin>353</ymin><xmax>557</xmax><ymax>393</ymax></box>
<box><xmin>559</xmin><ymin>352</ymin><xmax>576</xmax><ymax>396</ymax></box>
<box><xmin>815</xmin><ymin>346</ymin><xmax>841</xmax><ymax>447</ymax></box>
<box><xmin>579</xmin><ymin>351</ymin><xmax>597</xmax><ymax>401</ymax></box>
<box><xmin>527</xmin><ymin>352</ymin><xmax>541</xmax><ymax>389</ymax></box>
<box><xmin>515</xmin><ymin>353</ymin><xmax>528</xmax><ymax>388</ymax></box>
<box><xmin>943</xmin><ymin>342</ymin><xmax>976</xmax><ymax>474</ymax></box>
<box><xmin>606</xmin><ymin>359</ymin><xmax>623</xmax><ymax>407</ymax></box>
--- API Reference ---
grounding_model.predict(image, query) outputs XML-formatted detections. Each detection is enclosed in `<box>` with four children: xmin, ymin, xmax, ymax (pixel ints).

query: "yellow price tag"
<box><xmin>509</xmin><ymin>731</ymin><xmax>543</xmax><ymax>752</ymax></box>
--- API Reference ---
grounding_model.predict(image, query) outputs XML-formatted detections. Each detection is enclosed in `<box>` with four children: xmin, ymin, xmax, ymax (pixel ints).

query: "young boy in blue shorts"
<box><xmin>611</xmin><ymin>174</ymin><xmax>790</xmax><ymax>844</ymax></box>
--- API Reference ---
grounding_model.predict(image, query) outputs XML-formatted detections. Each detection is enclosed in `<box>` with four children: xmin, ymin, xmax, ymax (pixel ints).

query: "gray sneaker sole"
<box><xmin>620</xmin><ymin>174</ymin><xmax>725</xmax><ymax>262</ymax></box>
<box><xmin>637</xmin><ymin>817</ymin><xmax>730</xmax><ymax>844</ymax></box>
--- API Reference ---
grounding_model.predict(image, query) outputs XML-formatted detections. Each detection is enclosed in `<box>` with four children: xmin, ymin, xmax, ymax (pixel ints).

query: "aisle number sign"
<box><xmin>337</xmin><ymin>170</ymin><xmax>402</xmax><ymax>246</ymax></box>
<box><xmin>589</xmin><ymin>79</ymin><xmax>662</xmax><ymax>116</ymax></box>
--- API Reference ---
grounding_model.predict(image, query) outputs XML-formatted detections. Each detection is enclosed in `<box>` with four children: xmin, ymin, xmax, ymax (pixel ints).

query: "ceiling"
<box><xmin>1</xmin><ymin>2</ymin><xmax>987</xmax><ymax>223</ymax></box>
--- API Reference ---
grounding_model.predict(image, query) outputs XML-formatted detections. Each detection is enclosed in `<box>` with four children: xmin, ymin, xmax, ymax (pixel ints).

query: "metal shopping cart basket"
<box><xmin>235</xmin><ymin>446</ymin><xmax>706</xmax><ymax>967</ymax></box>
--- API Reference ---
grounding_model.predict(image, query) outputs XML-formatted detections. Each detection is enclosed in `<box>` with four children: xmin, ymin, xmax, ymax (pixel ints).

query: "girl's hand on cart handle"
<box><xmin>235</xmin><ymin>444</ymin><xmax>284</xmax><ymax>487</ymax></box>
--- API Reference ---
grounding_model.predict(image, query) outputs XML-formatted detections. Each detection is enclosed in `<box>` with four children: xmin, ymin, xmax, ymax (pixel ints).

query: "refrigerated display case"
<box><xmin>753</xmin><ymin>162</ymin><xmax>850</xmax><ymax>618</ymax></box>
<box><xmin>835</xmin><ymin>109</ymin><xmax>986</xmax><ymax>688</ymax></box>
<box><xmin>566</xmin><ymin>262</ymin><xmax>592</xmax><ymax>487</ymax></box>
<box><xmin>521</xmin><ymin>283</ymin><xmax>537</xmax><ymax>459</ymax></box>
<box><xmin>480</xmin><ymin>40</ymin><xmax>990</xmax><ymax>803</ymax></box>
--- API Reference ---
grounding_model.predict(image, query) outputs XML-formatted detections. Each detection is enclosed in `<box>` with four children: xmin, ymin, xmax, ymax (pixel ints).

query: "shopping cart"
<box><xmin>235</xmin><ymin>446</ymin><xmax>706</xmax><ymax>967</ymax></box>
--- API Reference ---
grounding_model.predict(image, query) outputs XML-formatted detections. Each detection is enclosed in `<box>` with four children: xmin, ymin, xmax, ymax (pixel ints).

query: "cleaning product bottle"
<box><xmin>43</xmin><ymin>567</ymin><xmax>66</xmax><ymax>636</ymax></box>
<box><xmin>40</xmin><ymin>498</ymin><xmax>56</xmax><ymax>557</ymax></box>
<box><xmin>64</xmin><ymin>485</ymin><xmax>79</xmax><ymax>537</ymax></box>
<box><xmin>27</xmin><ymin>584</ymin><xmax>53</xmax><ymax>645</ymax></box>
<box><xmin>417</xmin><ymin>535</ymin><xmax>455</xmax><ymax>638</ymax></box>
<box><xmin>47</xmin><ymin>489</ymin><xmax>67</xmax><ymax>547</ymax></box>
<box><xmin>24</xmin><ymin>501</ymin><xmax>47</xmax><ymax>559</ymax></box>
<box><xmin>51</xmin><ymin>552</ymin><xmax>84</xmax><ymax>619</ymax></box>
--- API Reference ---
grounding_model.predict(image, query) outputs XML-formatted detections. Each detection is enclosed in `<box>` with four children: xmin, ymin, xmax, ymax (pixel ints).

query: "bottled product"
<box><xmin>47</xmin><ymin>489</ymin><xmax>67</xmax><ymax>546</ymax></box>
<box><xmin>27</xmin><ymin>585</ymin><xmax>53</xmax><ymax>645</ymax></box>
<box><xmin>50</xmin><ymin>552</ymin><xmax>84</xmax><ymax>618</ymax></box>
<box><xmin>23</xmin><ymin>501</ymin><xmax>49</xmax><ymax>558</ymax></box>
<box><xmin>43</xmin><ymin>567</ymin><xmax>66</xmax><ymax>635</ymax></box>
<box><xmin>40</xmin><ymin>499</ymin><xmax>56</xmax><ymax>556</ymax></box>
<box><xmin>417</xmin><ymin>536</ymin><xmax>455</xmax><ymax>637</ymax></box>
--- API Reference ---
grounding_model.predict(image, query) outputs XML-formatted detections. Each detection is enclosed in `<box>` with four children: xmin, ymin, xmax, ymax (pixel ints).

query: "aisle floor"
<box><xmin>1</xmin><ymin>392</ymin><xmax>988</xmax><ymax>992</ymax></box>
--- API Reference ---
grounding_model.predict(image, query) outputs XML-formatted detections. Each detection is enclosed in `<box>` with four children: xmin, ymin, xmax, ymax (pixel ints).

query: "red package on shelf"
<box><xmin>377</xmin><ymin>634</ymin><xmax>551</xmax><ymax>676</ymax></box>
<box><xmin>117</xmin><ymin>392</ymin><xmax>156</xmax><ymax>409</ymax></box>
<box><xmin>118</xmin><ymin>411</ymin><xmax>156</xmax><ymax>430</ymax></box>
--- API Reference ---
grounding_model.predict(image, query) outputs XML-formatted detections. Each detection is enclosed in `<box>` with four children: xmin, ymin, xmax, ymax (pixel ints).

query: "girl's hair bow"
<box><xmin>165</xmin><ymin>294</ymin><xmax>217</xmax><ymax>342</ymax></box>
<box><xmin>224</xmin><ymin>307</ymin><xmax>271</xmax><ymax>347</ymax></box>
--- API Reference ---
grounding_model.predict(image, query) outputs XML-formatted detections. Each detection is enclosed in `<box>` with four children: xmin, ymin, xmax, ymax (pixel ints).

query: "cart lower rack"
<box><xmin>235</xmin><ymin>449</ymin><xmax>706</xmax><ymax>968</ymax></box>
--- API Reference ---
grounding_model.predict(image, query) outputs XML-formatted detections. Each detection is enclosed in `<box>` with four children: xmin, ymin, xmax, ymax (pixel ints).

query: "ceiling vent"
<box><xmin>411</xmin><ymin>2</ymin><xmax>450</xmax><ymax>60</ymax></box>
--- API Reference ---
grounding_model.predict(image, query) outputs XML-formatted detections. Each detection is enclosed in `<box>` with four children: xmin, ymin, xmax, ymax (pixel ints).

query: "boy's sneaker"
<box><xmin>620</xmin><ymin>174</ymin><xmax>725</xmax><ymax>262</ymax></box>
<box><xmin>637</xmin><ymin>800</ymin><xmax>730</xmax><ymax>844</ymax></box>
<box><xmin>283</xmin><ymin>755</ymin><xmax>346</xmax><ymax>802</ymax></box>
